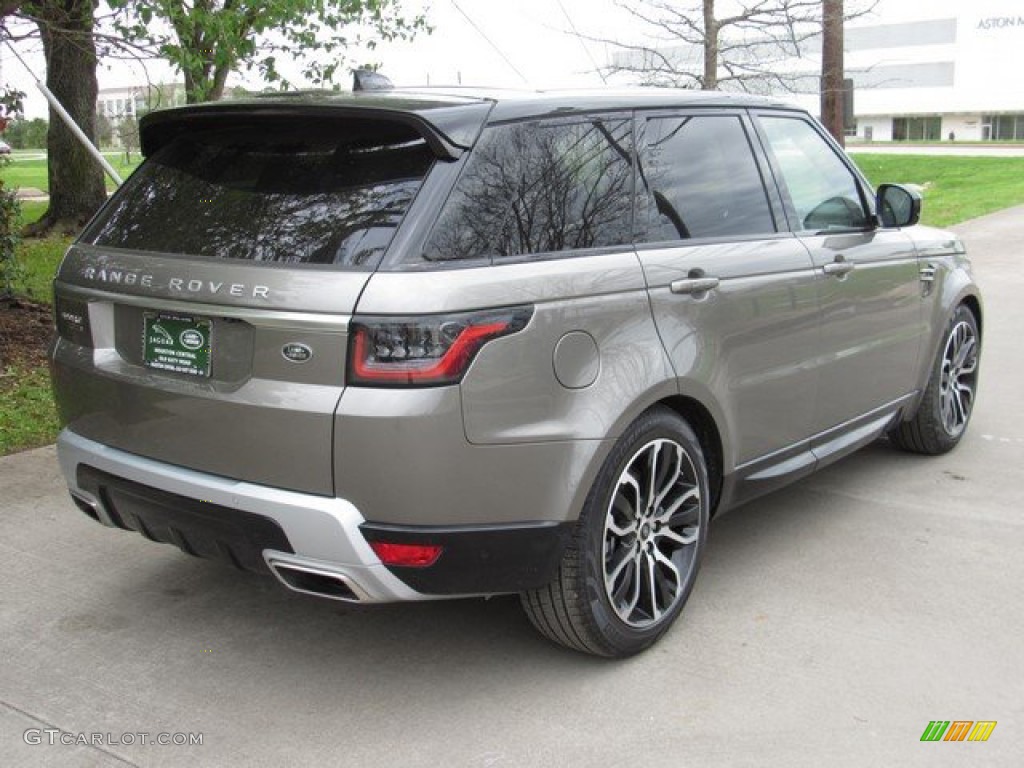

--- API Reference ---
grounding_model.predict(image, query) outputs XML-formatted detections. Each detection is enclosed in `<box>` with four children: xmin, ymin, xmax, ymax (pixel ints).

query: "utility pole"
<box><xmin>821</xmin><ymin>0</ymin><xmax>845</xmax><ymax>146</ymax></box>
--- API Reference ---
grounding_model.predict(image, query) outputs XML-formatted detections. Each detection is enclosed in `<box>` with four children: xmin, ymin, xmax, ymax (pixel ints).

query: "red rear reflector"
<box><xmin>370</xmin><ymin>541</ymin><xmax>443</xmax><ymax>568</ymax></box>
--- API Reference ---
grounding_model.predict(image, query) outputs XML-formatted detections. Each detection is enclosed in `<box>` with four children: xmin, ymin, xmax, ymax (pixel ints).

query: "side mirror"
<box><xmin>876</xmin><ymin>183</ymin><xmax>922</xmax><ymax>228</ymax></box>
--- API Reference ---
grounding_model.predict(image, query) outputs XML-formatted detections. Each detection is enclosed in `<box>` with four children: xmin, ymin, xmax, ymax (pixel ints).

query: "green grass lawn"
<box><xmin>853</xmin><ymin>154</ymin><xmax>1024</xmax><ymax>228</ymax></box>
<box><xmin>2</xmin><ymin>201</ymin><xmax>70</xmax><ymax>454</ymax></box>
<box><xmin>0</xmin><ymin>366</ymin><xmax>60</xmax><ymax>455</ymax></box>
<box><xmin>2</xmin><ymin>152</ymin><xmax>141</xmax><ymax>193</ymax></box>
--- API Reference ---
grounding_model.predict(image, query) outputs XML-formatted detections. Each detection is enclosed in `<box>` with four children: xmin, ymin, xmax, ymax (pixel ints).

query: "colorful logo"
<box><xmin>921</xmin><ymin>721</ymin><xmax>997</xmax><ymax>742</ymax></box>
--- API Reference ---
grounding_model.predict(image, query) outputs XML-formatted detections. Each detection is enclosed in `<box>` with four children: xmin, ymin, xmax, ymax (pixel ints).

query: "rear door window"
<box><xmin>421</xmin><ymin>117</ymin><xmax>634</xmax><ymax>263</ymax></box>
<box><xmin>84</xmin><ymin>120</ymin><xmax>435</xmax><ymax>268</ymax></box>
<box><xmin>636</xmin><ymin>114</ymin><xmax>776</xmax><ymax>243</ymax></box>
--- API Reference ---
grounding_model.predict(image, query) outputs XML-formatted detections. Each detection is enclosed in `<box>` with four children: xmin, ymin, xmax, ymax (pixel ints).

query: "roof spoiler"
<box><xmin>138</xmin><ymin>102</ymin><xmax>492</xmax><ymax>162</ymax></box>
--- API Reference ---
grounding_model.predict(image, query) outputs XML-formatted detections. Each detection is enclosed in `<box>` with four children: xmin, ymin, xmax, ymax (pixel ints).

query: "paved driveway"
<box><xmin>2</xmin><ymin>208</ymin><xmax>1022</xmax><ymax>767</ymax></box>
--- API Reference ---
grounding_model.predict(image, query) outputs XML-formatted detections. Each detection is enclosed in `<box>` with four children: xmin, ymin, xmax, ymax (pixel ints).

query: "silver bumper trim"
<box><xmin>56</xmin><ymin>429</ymin><xmax>427</xmax><ymax>603</ymax></box>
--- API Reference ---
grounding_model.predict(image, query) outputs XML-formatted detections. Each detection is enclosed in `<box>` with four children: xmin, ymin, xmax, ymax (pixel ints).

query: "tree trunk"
<box><xmin>26</xmin><ymin>0</ymin><xmax>107</xmax><ymax>235</ymax></box>
<box><xmin>702</xmin><ymin>0</ymin><xmax>718</xmax><ymax>90</ymax></box>
<box><xmin>821</xmin><ymin>0</ymin><xmax>845</xmax><ymax>146</ymax></box>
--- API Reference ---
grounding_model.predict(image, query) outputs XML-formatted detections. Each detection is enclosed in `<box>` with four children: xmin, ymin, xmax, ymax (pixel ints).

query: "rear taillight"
<box><xmin>347</xmin><ymin>306</ymin><xmax>532</xmax><ymax>387</ymax></box>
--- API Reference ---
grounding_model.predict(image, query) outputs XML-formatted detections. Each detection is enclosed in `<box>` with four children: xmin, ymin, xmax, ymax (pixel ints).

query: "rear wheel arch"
<box><xmin>657</xmin><ymin>395</ymin><xmax>725</xmax><ymax>515</ymax></box>
<box><xmin>565</xmin><ymin>388</ymin><xmax>728</xmax><ymax>533</ymax></box>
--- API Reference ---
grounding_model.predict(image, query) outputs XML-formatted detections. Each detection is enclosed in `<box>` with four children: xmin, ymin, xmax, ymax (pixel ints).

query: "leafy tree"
<box><xmin>116</xmin><ymin>114</ymin><xmax>138</xmax><ymax>161</ymax></box>
<box><xmin>4</xmin><ymin>118</ymin><xmax>50</xmax><ymax>149</ymax></box>
<box><xmin>108</xmin><ymin>0</ymin><xmax>430</xmax><ymax>103</ymax></box>
<box><xmin>94</xmin><ymin>111</ymin><xmax>112</xmax><ymax>147</ymax></box>
<box><xmin>19</xmin><ymin>0</ymin><xmax>107</xmax><ymax>234</ymax></box>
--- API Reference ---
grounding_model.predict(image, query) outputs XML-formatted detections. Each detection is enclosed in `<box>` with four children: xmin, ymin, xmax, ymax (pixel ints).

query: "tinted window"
<box><xmin>637</xmin><ymin>115</ymin><xmax>775</xmax><ymax>243</ymax></box>
<box><xmin>758</xmin><ymin>116</ymin><xmax>868</xmax><ymax>232</ymax></box>
<box><xmin>85</xmin><ymin>120</ymin><xmax>434</xmax><ymax>267</ymax></box>
<box><xmin>422</xmin><ymin>119</ymin><xmax>633</xmax><ymax>262</ymax></box>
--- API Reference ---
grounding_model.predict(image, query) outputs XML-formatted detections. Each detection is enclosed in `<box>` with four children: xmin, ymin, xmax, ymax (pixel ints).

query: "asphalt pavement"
<box><xmin>2</xmin><ymin>207</ymin><xmax>1022</xmax><ymax>767</ymax></box>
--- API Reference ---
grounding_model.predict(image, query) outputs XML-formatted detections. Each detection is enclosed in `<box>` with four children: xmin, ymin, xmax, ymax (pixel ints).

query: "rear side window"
<box><xmin>637</xmin><ymin>114</ymin><xmax>776</xmax><ymax>243</ymax></box>
<box><xmin>84</xmin><ymin>120</ymin><xmax>434</xmax><ymax>267</ymax></box>
<box><xmin>422</xmin><ymin>118</ymin><xmax>633</xmax><ymax>262</ymax></box>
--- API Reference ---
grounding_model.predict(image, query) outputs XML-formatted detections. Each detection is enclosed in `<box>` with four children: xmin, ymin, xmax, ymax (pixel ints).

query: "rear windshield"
<box><xmin>83</xmin><ymin>119</ymin><xmax>434</xmax><ymax>267</ymax></box>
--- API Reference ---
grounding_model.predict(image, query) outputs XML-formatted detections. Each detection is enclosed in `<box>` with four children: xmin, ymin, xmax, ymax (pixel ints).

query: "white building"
<box><xmin>612</xmin><ymin>0</ymin><xmax>1024</xmax><ymax>143</ymax></box>
<box><xmin>97</xmin><ymin>83</ymin><xmax>187</xmax><ymax>122</ymax></box>
<box><xmin>835</xmin><ymin>0</ymin><xmax>1024</xmax><ymax>142</ymax></box>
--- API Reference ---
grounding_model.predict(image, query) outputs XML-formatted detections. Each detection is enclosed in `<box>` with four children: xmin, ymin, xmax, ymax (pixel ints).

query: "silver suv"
<box><xmin>51</xmin><ymin>87</ymin><xmax>982</xmax><ymax>657</ymax></box>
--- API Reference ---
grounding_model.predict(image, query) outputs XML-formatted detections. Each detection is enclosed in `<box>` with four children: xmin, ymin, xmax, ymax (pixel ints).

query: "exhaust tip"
<box><xmin>70</xmin><ymin>493</ymin><xmax>101</xmax><ymax>522</ymax></box>
<box><xmin>269</xmin><ymin>561</ymin><xmax>362</xmax><ymax>603</ymax></box>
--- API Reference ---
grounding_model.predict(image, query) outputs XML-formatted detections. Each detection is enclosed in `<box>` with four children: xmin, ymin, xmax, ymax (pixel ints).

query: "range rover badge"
<box><xmin>282</xmin><ymin>343</ymin><xmax>313</xmax><ymax>363</ymax></box>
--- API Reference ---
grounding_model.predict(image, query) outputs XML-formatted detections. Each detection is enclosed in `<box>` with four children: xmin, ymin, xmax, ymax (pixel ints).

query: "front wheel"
<box><xmin>521</xmin><ymin>407</ymin><xmax>709</xmax><ymax>657</ymax></box>
<box><xmin>890</xmin><ymin>304</ymin><xmax>980</xmax><ymax>455</ymax></box>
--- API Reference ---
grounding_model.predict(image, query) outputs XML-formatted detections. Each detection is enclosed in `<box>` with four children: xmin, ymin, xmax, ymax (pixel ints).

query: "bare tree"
<box><xmin>597</xmin><ymin>0</ymin><xmax>874</xmax><ymax>94</ymax></box>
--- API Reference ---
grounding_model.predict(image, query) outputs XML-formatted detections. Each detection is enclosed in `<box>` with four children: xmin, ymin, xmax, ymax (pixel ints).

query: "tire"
<box><xmin>889</xmin><ymin>304</ymin><xmax>980</xmax><ymax>455</ymax></box>
<box><xmin>520</xmin><ymin>407</ymin><xmax>710</xmax><ymax>657</ymax></box>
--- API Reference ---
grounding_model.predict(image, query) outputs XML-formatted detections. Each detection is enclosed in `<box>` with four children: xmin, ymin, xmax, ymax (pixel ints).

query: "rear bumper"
<box><xmin>57</xmin><ymin>429</ymin><xmax>424</xmax><ymax>603</ymax></box>
<box><xmin>56</xmin><ymin>429</ymin><xmax>574</xmax><ymax>601</ymax></box>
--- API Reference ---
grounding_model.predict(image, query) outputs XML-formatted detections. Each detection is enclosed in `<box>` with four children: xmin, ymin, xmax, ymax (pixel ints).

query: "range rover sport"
<box><xmin>50</xmin><ymin>86</ymin><xmax>982</xmax><ymax>657</ymax></box>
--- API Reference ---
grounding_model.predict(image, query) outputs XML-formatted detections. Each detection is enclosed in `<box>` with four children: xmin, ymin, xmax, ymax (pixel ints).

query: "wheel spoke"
<box><xmin>653</xmin><ymin>547</ymin><xmax>682</xmax><ymax>603</ymax></box>
<box><xmin>615</xmin><ymin>554</ymin><xmax>641</xmax><ymax>616</ymax></box>
<box><xmin>654</xmin><ymin>486</ymin><xmax>699</xmax><ymax>523</ymax></box>
<box><xmin>644</xmin><ymin>553</ymin><xmax>660</xmax><ymax>621</ymax></box>
<box><xmin>606</xmin><ymin>544</ymin><xmax>635</xmax><ymax>587</ymax></box>
<box><xmin>666</xmin><ymin>504</ymin><xmax>700</xmax><ymax>530</ymax></box>
<box><xmin>608</xmin><ymin>498</ymin><xmax>638</xmax><ymax>537</ymax></box>
<box><xmin>619</xmin><ymin>471</ymin><xmax>642</xmax><ymax>508</ymax></box>
<box><xmin>657</xmin><ymin>525</ymin><xmax>699</xmax><ymax>547</ymax></box>
<box><xmin>652</xmin><ymin>444</ymin><xmax>682</xmax><ymax>510</ymax></box>
<box><xmin>952</xmin><ymin>389</ymin><xmax>968</xmax><ymax>427</ymax></box>
<box><xmin>941</xmin><ymin>393</ymin><xmax>956</xmax><ymax>432</ymax></box>
<box><xmin>955</xmin><ymin>336</ymin><xmax>977</xmax><ymax>371</ymax></box>
<box><xmin>646</xmin><ymin>445</ymin><xmax>659</xmax><ymax>512</ymax></box>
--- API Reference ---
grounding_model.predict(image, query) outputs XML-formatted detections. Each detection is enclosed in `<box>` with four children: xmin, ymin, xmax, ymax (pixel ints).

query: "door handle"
<box><xmin>670</xmin><ymin>276</ymin><xmax>720</xmax><ymax>295</ymax></box>
<box><xmin>822</xmin><ymin>256</ymin><xmax>855</xmax><ymax>277</ymax></box>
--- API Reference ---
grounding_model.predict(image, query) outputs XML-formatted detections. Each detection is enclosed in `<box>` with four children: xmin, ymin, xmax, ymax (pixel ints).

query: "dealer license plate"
<box><xmin>143</xmin><ymin>313</ymin><xmax>212</xmax><ymax>377</ymax></box>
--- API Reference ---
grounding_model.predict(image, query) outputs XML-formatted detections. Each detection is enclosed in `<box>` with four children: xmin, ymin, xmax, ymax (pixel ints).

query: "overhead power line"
<box><xmin>449</xmin><ymin>0</ymin><xmax>530</xmax><ymax>85</ymax></box>
<box><xmin>556</xmin><ymin>0</ymin><xmax>608</xmax><ymax>84</ymax></box>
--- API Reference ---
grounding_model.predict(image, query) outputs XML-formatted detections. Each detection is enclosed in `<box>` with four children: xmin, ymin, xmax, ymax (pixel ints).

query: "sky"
<box><xmin>0</xmin><ymin>0</ymin><xmax>971</xmax><ymax>120</ymax></box>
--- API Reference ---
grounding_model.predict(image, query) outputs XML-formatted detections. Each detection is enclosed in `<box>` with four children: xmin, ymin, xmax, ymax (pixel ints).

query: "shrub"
<box><xmin>0</xmin><ymin>178</ymin><xmax>22</xmax><ymax>299</ymax></box>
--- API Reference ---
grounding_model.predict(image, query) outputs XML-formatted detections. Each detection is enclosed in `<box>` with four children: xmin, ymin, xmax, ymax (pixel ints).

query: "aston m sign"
<box><xmin>977</xmin><ymin>16</ymin><xmax>1024</xmax><ymax>30</ymax></box>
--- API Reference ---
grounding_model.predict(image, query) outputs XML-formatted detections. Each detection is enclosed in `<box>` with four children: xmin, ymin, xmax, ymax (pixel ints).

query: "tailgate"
<box><xmin>52</xmin><ymin>248</ymin><xmax>367</xmax><ymax>496</ymax></box>
<box><xmin>50</xmin><ymin>112</ymin><xmax>439</xmax><ymax>496</ymax></box>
